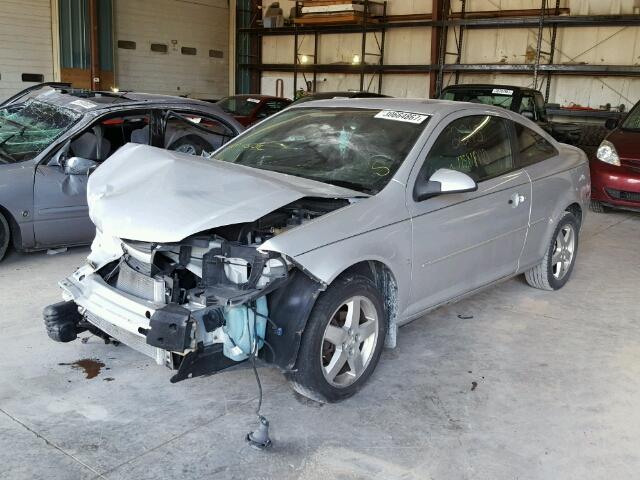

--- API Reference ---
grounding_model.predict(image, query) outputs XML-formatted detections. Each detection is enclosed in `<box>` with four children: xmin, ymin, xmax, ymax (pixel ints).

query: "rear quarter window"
<box><xmin>514</xmin><ymin>122</ymin><xmax>558</xmax><ymax>167</ymax></box>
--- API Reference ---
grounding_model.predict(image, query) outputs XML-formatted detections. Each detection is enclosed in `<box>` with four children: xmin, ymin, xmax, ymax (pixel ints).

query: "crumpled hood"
<box><xmin>87</xmin><ymin>143</ymin><xmax>360</xmax><ymax>242</ymax></box>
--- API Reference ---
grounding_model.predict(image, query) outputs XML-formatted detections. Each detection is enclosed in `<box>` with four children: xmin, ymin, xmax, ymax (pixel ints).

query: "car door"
<box><xmin>512</xmin><ymin>121</ymin><xmax>565</xmax><ymax>270</ymax></box>
<box><xmin>32</xmin><ymin>110</ymin><xmax>153</xmax><ymax>247</ymax></box>
<box><xmin>163</xmin><ymin>110</ymin><xmax>237</xmax><ymax>155</ymax></box>
<box><xmin>406</xmin><ymin>113</ymin><xmax>532</xmax><ymax>317</ymax></box>
<box><xmin>32</xmin><ymin>127</ymin><xmax>104</xmax><ymax>247</ymax></box>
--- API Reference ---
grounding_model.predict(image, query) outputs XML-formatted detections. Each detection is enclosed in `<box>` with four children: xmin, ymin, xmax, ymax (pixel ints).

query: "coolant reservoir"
<box><xmin>222</xmin><ymin>297</ymin><xmax>268</xmax><ymax>361</ymax></box>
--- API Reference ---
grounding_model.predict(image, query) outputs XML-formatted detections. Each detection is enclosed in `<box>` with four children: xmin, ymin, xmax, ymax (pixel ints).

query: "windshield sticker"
<box><xmin>492</xmin><ymin>88</ymin><xmax>513</xmax><ymax>95</ymax></box>
<box><xmin>69</xmin><ymin>99</ymin><xmax>96</xmax><ymax>110</ymax></box>
<box><xmin>374</xmin><ymin>110</ymin><xmax>429</xmax><ymax>124</ymax></box>
<box><xmin>247</xmin><ymin>98</ymin><xmax>261</xmax><ymax>103</ymax></box>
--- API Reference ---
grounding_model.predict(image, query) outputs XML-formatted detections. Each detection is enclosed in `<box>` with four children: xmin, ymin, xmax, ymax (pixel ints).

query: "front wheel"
<box><xmin>525</xmin><ymin>211</ymin><xmax>579</xmax><ymax>291</ymax></box>
<box><xmin>0</xmin><ymin>212</ymin><xmax>10</xmax><ymax>262</ymax></box>
<box><xmin>287</xmin><ymin>275</ymin><xmax>386</xmax><ymax>403</ymax></box>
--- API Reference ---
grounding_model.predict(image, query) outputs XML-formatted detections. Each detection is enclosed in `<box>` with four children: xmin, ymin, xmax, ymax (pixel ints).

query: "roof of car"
<box><xmin>288</xmin><ymin>97</ymin><xmax>516</xmax><ymax>116</ymax></box>
<box><xmin>222</xmin><ymin>94</ymin><xmax>291</xmax><ymax>102</ymax></box>
<box><xmin>31</xmin><ymin>88</ymin><xmax>221</xmax><ymax>111</ymax></box>
<box><xmin>441</xmin><ymin>84</ymin><xmax>539</xmax><ymax>93</ymax></box>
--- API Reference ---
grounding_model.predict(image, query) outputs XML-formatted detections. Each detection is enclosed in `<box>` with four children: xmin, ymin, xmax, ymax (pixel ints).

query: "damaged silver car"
<box><xmin>45</xmin><ymin>99</ymin><xmax>590</xmax><ymax>403</ymax></box>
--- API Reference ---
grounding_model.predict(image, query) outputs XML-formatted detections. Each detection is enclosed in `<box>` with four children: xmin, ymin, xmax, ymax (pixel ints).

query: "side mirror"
<box><xmin>63</xmin><ymin>156</ymin><xmax>98</xmax><ymax>175</ymax></box>
<box><xmin>414</xmin><ymin>168</ymin><xmax>477</xmax><ymax>202</ymax></box>
<box><xmin>604</xmin><ymin>118</ymin><xmax>619</xmax><ymax>130</ymax></box>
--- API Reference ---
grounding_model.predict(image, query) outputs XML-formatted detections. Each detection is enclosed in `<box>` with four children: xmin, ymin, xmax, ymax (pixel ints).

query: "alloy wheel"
<box><xmin>320</xmin><ymin>296</ymin><xmax>379</xmax><ymax>387</ymax></box>
<box><xmin>551</xmin><ymin>223</ymin><xmax>575</xmax><ymax>280</ymax></box>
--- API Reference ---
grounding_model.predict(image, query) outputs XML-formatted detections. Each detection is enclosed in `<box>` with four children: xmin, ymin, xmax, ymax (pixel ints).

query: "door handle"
<box><xmin>509</xmin><ymin>192</ymin><xmax>526</xmax><ymax>207</ymax></box>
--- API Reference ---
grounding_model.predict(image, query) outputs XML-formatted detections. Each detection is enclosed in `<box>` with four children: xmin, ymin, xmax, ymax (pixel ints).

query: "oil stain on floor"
<box><xmin>59</xmin><ymin>359</ymin><xmax>105</xmax><ymax>379</ymax></box>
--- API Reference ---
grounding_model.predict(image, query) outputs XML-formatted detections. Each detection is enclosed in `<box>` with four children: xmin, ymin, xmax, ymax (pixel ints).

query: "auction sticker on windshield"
<box><xmin>374</xmin><ymin>110</ymin><xmax>429</xmax><ymax>124</ymax></box>
<box><xmin>492</xmin><ymin>88</ymin><xmax>513</xmax><ymax>95</ymax></box>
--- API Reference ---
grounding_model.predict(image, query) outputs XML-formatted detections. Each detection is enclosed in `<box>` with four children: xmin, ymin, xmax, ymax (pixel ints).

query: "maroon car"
<box><xmin>590</xmin><ymin>100</ymin><xmax>640</xmax><ymax>213</ymax></box>
<box><xmin>217</xmin><ymin>95</ymin><xmax>291</xmax><ymax>127</ymax></box>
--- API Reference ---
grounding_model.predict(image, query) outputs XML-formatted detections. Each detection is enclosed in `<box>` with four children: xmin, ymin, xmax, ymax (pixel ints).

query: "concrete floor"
<box><xmin>1</xmin><ymin>210</ymin><xmax>639</xmax><ymax>480</ymax></box>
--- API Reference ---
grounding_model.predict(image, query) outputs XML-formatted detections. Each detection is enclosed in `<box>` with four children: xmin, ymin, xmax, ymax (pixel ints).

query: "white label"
<box><xmin>70</xmin><ymin>99</ymin><xmax>96</xmax><ymax>109</ymax></box>
<box><xmin>374</xmin><ymin>110</ymin><xmax>429</xmax><ymax>124</ymax></box>
<box><xmin>492</xmin><ymin>88</ymin><xmax>513</xmax><ymax>95</ymax></box>
<box><xmin>247</xmin><ymin>98</ymin><xmax>261</xmax><ymax>103</ymax></box>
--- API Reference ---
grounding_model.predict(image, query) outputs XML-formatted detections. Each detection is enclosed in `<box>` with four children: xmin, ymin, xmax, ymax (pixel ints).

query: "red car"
<box><xmin>217</xmin><ymin>95</ymin><xmax>291</xmax><ymax>127</ymax></box>
<box><xmin>590</xmin><ymin>100</ymin><xmax>640</xmax><ymax>213</ymax></box>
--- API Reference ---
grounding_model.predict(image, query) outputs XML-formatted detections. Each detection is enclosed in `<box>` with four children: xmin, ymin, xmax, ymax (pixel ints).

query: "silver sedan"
<box><xmin>45</xmin><ymin>99</ymin><xmax>590</xmax><ymax>403</ymax></box>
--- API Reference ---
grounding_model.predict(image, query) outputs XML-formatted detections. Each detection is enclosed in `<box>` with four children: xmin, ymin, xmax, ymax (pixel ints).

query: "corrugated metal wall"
<box><xmin>0</xmin><ymin>0</ymin><xmax>55</xmax><ymax>101</ymax></box>
<box><xmin>113</xmin><ymin>0</ymin><xmax>229</xmax><ymax>100</ymax></box>
<box><xmin>258</xmin><ymin>0</ymin><xmax>640</xmax><ymax>108</ymax></box>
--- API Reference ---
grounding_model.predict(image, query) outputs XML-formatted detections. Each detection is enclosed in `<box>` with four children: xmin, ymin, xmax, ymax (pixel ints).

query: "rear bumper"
<box><xmin>589</xmin><ymin>159</ymin><xmax>640</xmax><ymax>210</ymax></box>
<box><xmin>59</xmin><ymin>265</ymin><xmax>171</xmax><ymax>366</ymax></box>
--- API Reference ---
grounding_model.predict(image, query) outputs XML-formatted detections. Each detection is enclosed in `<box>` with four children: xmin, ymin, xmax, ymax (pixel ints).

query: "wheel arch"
<box><xmin>565</xmin><ymin>202</ymin><xmax>583</xmax><ymax>228</ymax></box>
<box><xmin>265</xmin><ymin>258</ymin><xmax>401</xmax><ymax>371</ymax></box>
<box><xmin>331</xmin><ymin>260</ymin><xmax>399</xmax><ymax>348</ymax></box>
<box><xmin>0</xmin><ymin>204</ymin><xmax>21</xmax><ymax>249</ymax></box>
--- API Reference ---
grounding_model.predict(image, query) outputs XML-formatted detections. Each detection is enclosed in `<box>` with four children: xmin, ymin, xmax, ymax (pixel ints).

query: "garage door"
<box><xmin>114</xmin><ymin>0</ymin><xmax>229</xmax><ymax>101</ymax></box>
<box><xmin>0</xmin><ymin>0</ymin><xmax>55</xmax><ymax>101</ymax></box>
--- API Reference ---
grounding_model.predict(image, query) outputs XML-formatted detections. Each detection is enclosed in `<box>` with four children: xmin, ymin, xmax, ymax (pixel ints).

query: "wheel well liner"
<box><xmin>565</xmin><ymin>202</ymin><xmax>583</xmax><ymax>228</ymax></box>
<box><xmin>264</xmin><ymin>269</ymin><xmax>325</xmax><ymax>370</ymax></box>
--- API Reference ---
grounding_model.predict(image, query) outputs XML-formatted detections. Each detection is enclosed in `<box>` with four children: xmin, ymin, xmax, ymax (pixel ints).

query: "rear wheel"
<box><xmin>525</xmin><ymin>211</ymin><xmax>579</xmax><ymax>291</ymax></box>
<box><xmin>0</xmin><ymin>213</ymin><xmax>10</xmax><ymax>262</ymax></box>
<box><xmin>590</xmin><ymin>199</ymin><xmax>607</xmax><ymax>213</ymax></box>
<box><xmin>287</xmin><ymin>275</ymin><xmax>386</xmax><ymax>403</ymax></box>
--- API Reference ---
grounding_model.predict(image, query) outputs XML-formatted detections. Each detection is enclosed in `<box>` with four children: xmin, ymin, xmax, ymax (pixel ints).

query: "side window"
<box><xmin>422</xmin><ymin>115</ymin><xmax>514</xmax><ymax>183</ymax></box>
<box><xmin>514</xmin><ymin>122</ymin><xmax>558</xmax><ymax>167</ymax></box>
<box><xmin>519</xmin><ymin>94</ymin><xmax>536</xmax><ymax>120</ymax></box>
<box><xmin>69</xmin><ymin>112</ymin><xmax>150</xmax><ymax>162</ymax></box>
<box><xmin>164</xmin><ymin>112</ymin><xmax>236</xmax><ymax>155</ymax></box>
<box><xmin>257</xmin><ymin>100</ymin><xmax>289</xmax><ymax>120</ymax></box>
<box><xmin>534</xmin><ymin>93</ymin><xmax>547</xmax><ymax>121</ymax></box>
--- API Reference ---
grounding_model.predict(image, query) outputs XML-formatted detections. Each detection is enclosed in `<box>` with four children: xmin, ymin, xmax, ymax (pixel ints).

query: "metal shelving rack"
<box><xmin>236</xmin><ymin>0</ymin><xmax>640</xmax><ymax>98</ymax></box>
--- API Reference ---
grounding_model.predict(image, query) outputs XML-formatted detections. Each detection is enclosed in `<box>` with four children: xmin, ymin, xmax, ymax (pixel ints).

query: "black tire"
<box><xmin>0</xmin><ymin>212</ymin><xmax>10</xmax><ymax>262</ymax></box>
<box><xmin>168</xmin><ymin>134</ymin><xmax>214</xmax><ymax>156</ymax></box>
<box><xmin>590</xmin><ymin>199</ymin><xmax>607</xmax><ymax>213</ymax></box>
<box><xmin>525</xmin><ymin>211</ymin><xmax>579</xmax><ymax>291</ymax></box>
<box><xmin>287</xmin><ymin>275</ymin><xmax>387</xmax><ymax>403</ymax></box>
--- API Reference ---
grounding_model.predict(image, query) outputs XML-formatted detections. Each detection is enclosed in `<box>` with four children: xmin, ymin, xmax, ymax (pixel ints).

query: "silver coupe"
<box><xmin>45</xmin><ymin>98</ymin><xmax>590</xmax><ymax>403</ymax></box>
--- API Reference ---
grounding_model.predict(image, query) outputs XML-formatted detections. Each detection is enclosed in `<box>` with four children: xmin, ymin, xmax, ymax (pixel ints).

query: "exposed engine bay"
<box><xmin>59</xmin><ymin>197</ymin><xmax>349</xmax><ymax>381</ymax></box>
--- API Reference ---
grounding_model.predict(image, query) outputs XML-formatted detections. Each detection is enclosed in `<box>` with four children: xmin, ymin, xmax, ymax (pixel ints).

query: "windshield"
<box><xmin>213</xmin><ymin>107</ymin><xmax>429</xmax><ymax>194</ymax></box>
<box><xmin>0</xmin><ymin>99</ymin><xmax>80</xmax><ymax>163</ymax></box>
<box><xmin>621</xmin><ymin>101</ymin><xmax>640</xmax><ymax>131</ymax></box>
<box><xmin>217</xmin><ymin>97</ymin><xmax>261</xmax><ymax>116</ymax></box>
<box><xmin>441</xmin><ymin>89</ymin><xmax>514</xmax><ymax>109</ymax></box>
